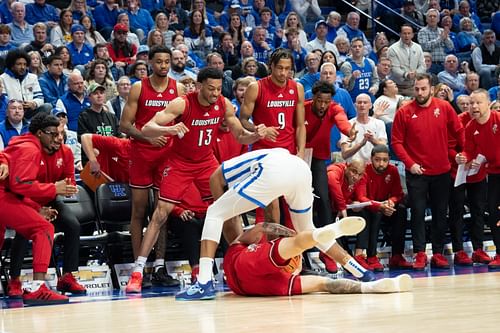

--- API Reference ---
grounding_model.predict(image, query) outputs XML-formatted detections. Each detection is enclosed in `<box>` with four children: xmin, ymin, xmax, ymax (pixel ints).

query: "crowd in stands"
<box><xmin>0</xmin><ymin>0</ymin><xmax>499</xmax><ymax>302</ymax></box>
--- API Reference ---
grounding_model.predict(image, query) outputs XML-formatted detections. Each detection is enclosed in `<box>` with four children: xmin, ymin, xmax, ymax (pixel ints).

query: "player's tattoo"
<box><xmin>326</xmin><ymin>279</ymin><xmax>362</xmax><ymax>294</ymax></box>
<box><xmin>261</xmin><ymin>222</ymin><xmax>297</xmax><ymax>238</ymax></box>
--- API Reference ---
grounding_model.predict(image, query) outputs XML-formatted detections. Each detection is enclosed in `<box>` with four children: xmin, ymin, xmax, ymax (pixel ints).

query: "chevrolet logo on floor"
<box><xmin>76</xmin><ymin>269</ymin><xmax>107</xmax><ymax>281</ymax></box>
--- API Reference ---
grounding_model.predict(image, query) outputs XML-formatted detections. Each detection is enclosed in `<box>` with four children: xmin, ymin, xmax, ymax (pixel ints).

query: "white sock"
<box><xmin>197</xmin><ymin>257</ymin><xmax>214</xmax><ymax>284</ymax></box>
<box><xmin>133</xmin><ymin>256</ymin><xmax>147</xmax><ymax>274</ymax></box>
<box><xmin>32</xmin><ymin>280</ymin><xmax>45</xmax><ymax>290</ymax></box>
<box><xmin>361</xmin><ymin>278</ymin><xmax>396</xmax><ymax>293</ymax></box>
<box><xmin>154</xmin><ymin>259</ymin><xmax>165</xmax><ymax>272</ymax></box>
<box><xmin>343</xmin><ymin>258</ymin><xmax>366</xmax><ymax>278</ymax></box>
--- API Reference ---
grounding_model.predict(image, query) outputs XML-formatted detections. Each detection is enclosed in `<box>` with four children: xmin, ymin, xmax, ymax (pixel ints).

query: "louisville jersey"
<box><xmin>170</xmin><ymin>92</ymin><xmax>226</xmax><ymax>162</ymax></box>
<box><xmin>134</xmin><ymin>77</ymin><xmax>179</xmax><ymax>147</ymax></box>
<box><xmin>252</xmin><ymin>76</ymin><xmax>298</xmax><ymax>153</ymax></box>
<box><xmin>92</xmin><ymin>135</ymin><xmax>131</xmax><ymax>183</ymax></box>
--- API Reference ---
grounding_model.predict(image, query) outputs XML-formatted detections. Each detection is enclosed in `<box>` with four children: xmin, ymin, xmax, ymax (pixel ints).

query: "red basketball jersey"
<box><xmin>134</xmin><ymin>77</ymin><xmax>179</xmax><ymax>146</ymax></box>
<box><xmin>170</xmin><ymin>92</ymin><xmax>226</xmax><ymax>162</ymax></box>
<box><xmin>252</xmin><ymin>76</ymin><xmax>298</xmax><ymax>153</ymax></box>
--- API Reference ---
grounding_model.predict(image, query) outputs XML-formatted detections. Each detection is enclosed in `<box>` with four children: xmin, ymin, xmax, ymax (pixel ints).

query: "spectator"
<box><xmin>452</xmin><ymin>0</ymin><xmax>483</xmax><ymax>33</ymax></box>
<box><xmin>128</xmin><ymin>60</ymin><xmax>149</xmax><ymax>84</ymax></box>
<box><xmin>241</xmin><ymin>57</ymin><xmax>260</xmax><ymax>79</ymax></box>
<box><xmin>216</xmin><ymin>32</ymin><xmax>240</xmax><ymax>70</ymax></box>
<box><xmin>86</xmin><ymin>59</ymin><xmax>118</xmax><ymax>102</ymax></box>
<box><xmin>0</xmin><ymin>24</ymin><xmax>16</xmax><ymax>59</ymax></box>
<box><xmin>456</xmin><ymin>17</ymin><xmax>481</xmax><ymax>52</ymax></box>
<box><xmin>0</xmin><ymin>49</ymin><xmax>50</xmax><ymax>119</ymax></box>
<box><xmin>334</xmin><ymin>35</ymin><xmax>350</xmax><ymax>65</ymax></box>
<box><xmin>68</xmin><ymin>0</ymin><xmax>95</xmax><ymax>27</ymax></box>
<box><xmin>269</xmin><ymin>0</ymin><xmax>292</xmax><ymax>26</ymax></box>
<box><xmin>298</xmin><ymin>52</ymin><xmax>320</xmax><ymax>91</ymax></box>
<box><xmin>179</xmin><ymin>76</ymin><xmax>196</xmax><ymax>94</ymax></box>
<box><xmin>0</xmin><ymin>80</ymin><xmax>8</xmax><ymax>121</ymax></box>
<box><xmin>67</xmin><ymin>24</ymin><xmax>94</xmax><ymax>70</ymax></box>
<box><xmin>24</xmin><ymin>23</ymin><xmax>54</xmax><ymax>64</ymax></box>
<box><xmin>336</xmin><ymin>12</ymin><xmax>372</xmax><ymax>56</ymax></box>
<box><xmin>7</xmin><ymin>2</ymin><xmax>34</xmax><ymax>47</ymax></box>
<box><xmin>0</xmin><ymin>100</ymin><xmax>29</xmax><ymax>150</ymax></box>
<box><xmin>219</xmin><ymin>0</ymin><xmax>243</xmax><ymax>31</ymax></box>
<box><xmin>305</xmin><ymin>20</ymin><xmax>339</xmax><ymax>58</ymax></box>
<box><xmin>127</xmin><ymin>0</ymin><xmax>155</xmax><ymax>43</ymax></box>
<box><xmin>168</xmin><ymin>49</ymin><xmax>196</xmax><ymax>81</ymax></box>
<box><xmin>158</xmin><ymin>0</ymin><xmax>189</xmax><ymax>32</ymax></box>
<box><xmin>25</xmin><ymin>0</ymin><xmax>59</xmax><ymax>28</ymax></box>
<box><xmin>0</xmin><ymin>0</ymin><xmax>14</xmax><ymax>24</ymax></box>
<box><xmin>290</xmin><ymin>0</ymin><xmax>322</xmax><ymax>26</ymax></box>
<box><xmin>324</xmin><ymin>11</ymin><xmax>341</xmax><ymax>43</ymax></box>
<box><xmin>80</xmin><ymin>15</ymin><xmax>106</xmax><ymax>47</ymax></box>
<box><xmin>112</xmin><ymin>13</ymin><xmax>140</xmax><ymax>49</ymax></box>
<box><xmin>206</xmin><ymin>52</ymin><xmax>234</xmax><ymax>99</ymax></box>
<box><xmin>418</xmin><ymin>8</ymin><xmax>455</xmax><ymax>74</ymax></box>
<box><xmin>340</xmin><ymin>94</ymin><xmax>388</xmax><ymax>162</ymax></box>
<box><xmin>228</xmin><ymin>12</ymin><xmax>246</xmax><ymax>54</ymax></box>
<box><xmin>434</xmin><ymin>83</ymin><xmax>455</xmax><ymax>104</ymax></box>
<box><xmin>231</xmin><ymin>40</ymin><xmax>268</xmax><ymax>80</ymax></box>
<box><xmin>94</xmin><ymin>0</ymin><xmax>121</xmax><ymax>40</ymax></box>
<box><xmin>376</xmin><ymin>56</ymin><xmax>392</xmax><ymax>80</ymax></box>
<box><xmin>54</xmin><ymin>45</ymin><xmax>78</xmax><ymax>76</ymax></box>
<box><xmin>387</xmin><ymin>24</ymin><xmax>426</xmax><ymax>97</ymax></box>
<box><xmin>27</xmin><ymin>51</ymin><xmax>47</xmax><ymax>77</ymax></box>
<box><xmin>423</xmin><ymin>52</ymin><xmax>440</xmax><ymax>85</ymax></box>
<box><xmin>488</xmin><ymin>71</ymin><xmax>500</xmax><ymax>102</ymax></box>
<box><xmin>320</xmin><ymin>50</ymin><xmax>343</xmax><ymax>86</ymax></box>
<box><xmin>437</xmin><ymin>54</ymin><xmax>469</xmax><ymax>93</ymax></box>
<box><xmin>282</xmin><ymin>27</ymin><xmax>307</xmax><ymax>73</ymax></box>
<box><xmin>250</xmin><ymin>26</ymin><xmax>274</xmax><ymax>64</ymax></box>
<box><xmin>153</xmin><ymin>12</ymin><xmax>175</xmax><ymax>49</ymax></box>
<box><xmin>439</xmin><ymin>14</ymin><xmax>459</xmax><ymax>50</ymax></box>
<box><xmin>368</xmin><ymin>32</ymin><xmax>389</xmax><ymax>64</ymax></box>
<box><xmin>455</xmin><ymin>71</ymin><xmax>480</xmax><ymax>97</ymax></box>
<box><xmin>399</xmin><ymin>0</ymin><xmax>425</xmax><ymax>27</ymax></box>
<box><xmin>135</xmin><ymin>44</ymin><xmax>150</xmax><ymax>62</ymax></box>
<box><xmin>190</xmin><ymin>0</ymin><xmax>224</xmax><ymax>35</ymax></box>
<box><xmin>374</xmin><ymin>79</ymin><xmax>403</xmax><ymax>124</ymax></box>
<box><xmin>258</xmin><ymin>7</ymin><xmax>278</xmax><ymax>47</ymax></box>
<box><xmin>471</xmin><ymin>29</ymin><xmax>500</xmax><ymax>89</ymax></box>
<box><xmin>56</xmin><ymin>72</ymin><xmax>91</xmax><ymax>131</ymax></box>
<box><xmin>176</xmin><ymin>42</ymin><xmax>205</xmax><ymax>70</ymax></box>
<box><xmin>147</xmin><ymin>29</ymin><xmax>165</xmax><ymax>48</ymax></box>
<box><xmin>107</xmin><ymin>23</ymin><xmax>138</xmax><ymax>72</ymax></box>
<box><xmin>50</xmin><ymin>9</ymin><xmax>74</xmax><ymax>48</ymax></box>
<box><xmin>231</xmin><ymin>75</ymin><xmax>256</xmax><ymax>116</ymax></box>
<box><xmin>492</xmin><ymin>11</ymin><xmax>500</xmax><ymax>40</ymax></box>
<box><xmin>184</xmin><ymin>9</ymin><xmax>214</xmax><ymax>59</ymax></box>
<box><xmin>282</xmin><ymin>12</ymin><xmax>308</xmax><ymax>47</ymax></box>
<box><xmin>340</xmin><ymin>37</ymin><xmax>379</xmax><ymax>102</ymax></box>
<box><xmin>106</xmin><ymin>76</ymin><xmax>131</xmax><ymax>121</ymax></box>
<box><xmin>39</xmin><ymin>55</ymin><xmax>68</xmax><ymax>107</ymax></box>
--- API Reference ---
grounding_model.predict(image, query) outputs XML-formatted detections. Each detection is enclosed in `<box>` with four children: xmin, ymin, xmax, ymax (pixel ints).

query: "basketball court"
<box><xmin>1</xmin><ymin>267</ymin><xmax>498</xmax><ymax>333</ymax></box>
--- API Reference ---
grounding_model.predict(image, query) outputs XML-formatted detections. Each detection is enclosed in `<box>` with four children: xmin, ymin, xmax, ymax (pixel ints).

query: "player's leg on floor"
<box><xmin>130</xmin><ymin>188</ymin><xmax>150</xmax><ymax>259</ymax></box>
<box><xmin>300</xmin><ymin>274</ymin><xmax>413</xmax><ymax>294</ymax></box>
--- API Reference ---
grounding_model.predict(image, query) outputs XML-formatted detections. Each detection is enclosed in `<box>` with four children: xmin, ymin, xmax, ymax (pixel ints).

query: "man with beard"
<box><xmin>168</xmin><ymin>49</ymin><xmax>196</xmax><ymax>81</ymax></box>
<box><xmin>356</xmin><ymin>144</ymin><xmax>410</xmax><ymax>271</ymax></box>
<box><xmin>0</xmin><ymin>112</ymin><xmax>78</xmax><ymax>305</ymax></box>
<box><xmin>471</xmin><ymin>30</ymin><xmax>500</xmax><ymax>89</ymax></box>
<box><xmin>120</xmin><ymin>45</ymin><xmax>185</xmax><ymax>288</ymax></box>
<box><xmin>7</xmin><ymin>119</ymin><xmax>86</xmax><ymax>298</ymax></box>
<box><xmin>392</xmin><ymin>73</ymin><xmax>464</xmax><ymax>270</ymax></box>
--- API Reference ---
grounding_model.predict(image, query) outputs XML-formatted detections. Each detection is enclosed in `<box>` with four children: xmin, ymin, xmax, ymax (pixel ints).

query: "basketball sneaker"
<box><xmin>126</xmin><ymin>272</ymin><xmax>143</xmax><ymax>293</ymax></box>
<box><xmin>57</xmin><ymin>273</ymin><xmax>87</xmax><ymax>294</ymax></box>
<box><xmin>152</xmin><ymin>267</ymin><xmax>181</xmax><ymax>287</ymax></box>
<box><xmin>7</xmin><ymin>277</ymin><xmax>23</xmax><ymax>298</ymax></box>
<box><xmin>431</xmin><ymin>253</ymin><xmax>450</xmax><ymax>269</ymax></box>
<box><xmin>319</xmin><ymin>252</ymin><xmax>338</xmax><ymax>273</ymax></box>
<box><xmin>453</xmin><ymin>250</ymin><xmax>473</xmax><ymax>266</ymax></box>
<box><xmin>23</xmin><ymin>283</ymin><xmax>69</xmax><ymax>305</ymax></box>
<box><xmin>388</xmin><ymin>254</ymin><xmax>413</xmax><ymax>269</ymax></box>
<box><xmin>488</xmin><ymin>255</ymin><xmax>500</xmax><ymax>270</ymax></box>
<box><xmin>354</xmin><ymin>255</ymin><xmax>372</xmax><ymax>271</ymax></box>
<box><xmin>175</xmin><ymin>280</ymin><xmax>216</xmax><ymax>301</ymax></box>
<box><xmin>361</xmin><ymin>274</ymin><xmax>412</xmax><ymax>293</ymax></box>
<box><xmin>472</xmin><ymin>249</ymin><xmax>492</xmax><ymax>264</ymax></box>
<box><xmin>359</xmin><ymin>270</ymin><xmax>376</xmax><ymax>282</ymax></box>
<box><xmin>366</xmin><ymin>256</ymin><xmax>384</xmax><ymax>272</ymax></box>
<box><xmin>413</xmin><ymin>251</ymin><xmax>428</xmax><ymax>270</ymax></box>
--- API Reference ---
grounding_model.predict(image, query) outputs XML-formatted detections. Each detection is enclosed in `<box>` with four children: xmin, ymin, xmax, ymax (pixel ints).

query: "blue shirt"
<box><xmin>67</xmin><ymin>42</ymin><xmax>94</xmax><ymax>66</ymax></box>
<box><xmin>39</xmin><ymin>72</ymin><xmax>69</xmax><ymax>107</ymax></box>
<box><xmin>128</xmin><ymin>9</ymin><xmax>155</xmax><ymax>36</ymax></box>
<box><xmin>25</xmin><ymin>3</ymin><xmax>59</xmax><ymax>25</ymax></box>
<box><xmin>94</xmin><ymin>4</ymin><xmax>122</xmax><ymax>31</ymax></box>
<box><xmin>7</xmin><ymin>22</ymin><xmax>34</xmax><ymax>47</ymax></box>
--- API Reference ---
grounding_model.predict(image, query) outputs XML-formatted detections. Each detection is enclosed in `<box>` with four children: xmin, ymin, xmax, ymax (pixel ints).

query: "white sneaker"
<box><xmin>361</xmin><ymin>274</ymin><xmax>413</xmax><ymax>293</ymax></box>
<box><xmin>314</xmin><ymin>216</ymin><xmax>366</xmax><ymax>243</ymax></box>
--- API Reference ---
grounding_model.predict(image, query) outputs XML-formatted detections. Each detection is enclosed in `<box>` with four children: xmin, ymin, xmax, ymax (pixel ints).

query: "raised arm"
<box><xmin>141</xmin><ymin>97</ymin><xmax>188</xmax><ymax>138</ymax></box>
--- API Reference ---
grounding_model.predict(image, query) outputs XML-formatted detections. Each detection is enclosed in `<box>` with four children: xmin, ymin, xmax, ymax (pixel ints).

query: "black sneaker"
<box><xmin>142</xmin><ymin>272</ymin><xmax>152</xmax><ymax>289</ymax></box>
<box><xmin>152</xmin><ymin>267</ymin><xmax>181</xmax><ymax>287</ymax></box>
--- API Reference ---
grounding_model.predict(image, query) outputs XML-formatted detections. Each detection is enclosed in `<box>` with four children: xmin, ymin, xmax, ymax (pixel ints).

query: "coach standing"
<box><xmin>392</xmin><ymin>73</ymin><xmax>464</xmax><ymax>270</ymax></box>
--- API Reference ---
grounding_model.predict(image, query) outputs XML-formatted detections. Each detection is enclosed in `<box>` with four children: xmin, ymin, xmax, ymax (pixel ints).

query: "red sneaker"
<box><xmin>353</xmin><ymin>255</ymin><xmax>372</xmax><ymax>271</ymax></box>
<box><xmin>488</xmin><ymin>255</ymin><xmax>500</xmax><ymax>270</ymax></box>
<box><xmin>431</xmin><ymin>253</ymin><xmax>450</xmax><ymax>269</ymax></box>
<box><xmin>319</xmin><ymin>252</ymin><xmax>338</xmax><ymax>273</ymax></box>
<box><xmin>126</xmin><ymin>272</ymin><xmax>143</xmax><ymax>293</ymax></box>
<box><xmin>413</xmin><ymin>252</ymin><xmax>428</xmax><ymax>271</ymax></box>
<box><xmin>366</xmin><ymin>256</ymin><xmax>384</xmax><ymax>272</ymax></box>
<box><xmin>389</xmin><ymin>254</ymin><xmax>413</xmax><ymax>269</ymax></box>
<box><xmin>7</xmin><ymin>277</ymin><xmax>23</xmax><ymax>298</ymax></box>
<box><xmin>23</xmin><ymin>283</ymin><xmax>69</xmax><ymax>305</ymax></box>
<box><xmin>454</xmin><ymin>250</ymin><xmax>473</xmax><ymax>266</ymax></box>
<box><xmin>472</xmin><ymin>249</ymin><xmax>492</xmax><ymax>264</ymax></box>
<box><xmin>57</xmin><ymin>273</ymin><xmax>87</xmax><ymax>294</ymax></box>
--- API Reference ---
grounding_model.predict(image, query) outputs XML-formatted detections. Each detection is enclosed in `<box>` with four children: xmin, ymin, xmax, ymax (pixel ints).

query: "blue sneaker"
<box><xmin>175</xmin><ymin>281</ymin><xmax>216</xmax><ymax>301</ymax></box>
<box><xmin>359</xmin><ymin>270</ymin><xmax>376</xmax><ymax>282</ymax></box>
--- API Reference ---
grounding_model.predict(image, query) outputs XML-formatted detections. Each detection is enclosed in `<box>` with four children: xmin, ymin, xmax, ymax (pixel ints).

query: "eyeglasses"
<box><xmin>42</xmin><ymin>129</ymin><xmax>61</xmax><ymax>138</ymax></box>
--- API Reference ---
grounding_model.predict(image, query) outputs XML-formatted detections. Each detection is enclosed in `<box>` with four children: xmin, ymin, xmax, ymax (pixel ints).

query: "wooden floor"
<box><xmin>1</xmin><ymin>272</ymin><xmax>499</xmax><ymax>333</ymax></box>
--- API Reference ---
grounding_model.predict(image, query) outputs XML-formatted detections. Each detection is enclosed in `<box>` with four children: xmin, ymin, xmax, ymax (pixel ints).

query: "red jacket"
<box><xmin>392</xmin><ymin>98</ymin><xmax>464</xmax><ymax>175</ymax></box>
<box><xmin>0</xmin><ymin>134</ymin><xmax>57</xmax><ymax>210</ymax></box>
<box><xmin>327</xmin><ymin>163</ymin><xmax>367</xmax><ymax>212</ymax></box>
<box><xmin>107</xmin><ymin>42</ymin><xmax>138</xmax><ymax>65</ymax></box>
<box><xmin>357</xmin><ymin>164</ymin><xmax>404</xmax><ymax>212</ymax></box>
<box><xmin>305</xmin><ymin>100</ymin><xmax>351</xmax><ymax>160</ymax></box>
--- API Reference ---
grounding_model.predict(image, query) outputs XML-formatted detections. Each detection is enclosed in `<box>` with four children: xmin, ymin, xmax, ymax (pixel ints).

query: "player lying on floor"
<box><xmin>218</xmin><ymin>219</ymin><xmax>412</xmax><ymax>297</ymax></box>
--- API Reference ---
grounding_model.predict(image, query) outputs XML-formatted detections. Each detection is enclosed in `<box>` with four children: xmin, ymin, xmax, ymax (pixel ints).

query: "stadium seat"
<box><xmin>95</xmin><ymin>182</ymin><xmax>133</xmax><ymax>233</ymax></box>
